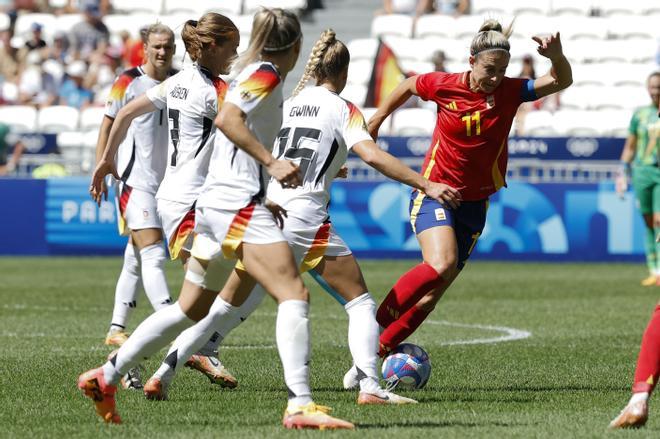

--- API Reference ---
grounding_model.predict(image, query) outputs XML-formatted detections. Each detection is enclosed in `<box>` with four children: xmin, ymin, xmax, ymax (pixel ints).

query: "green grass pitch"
<box><xmin>1</xmin><ymin>257</ymin><xmax>659</xmax><ymax>438</ymax></box>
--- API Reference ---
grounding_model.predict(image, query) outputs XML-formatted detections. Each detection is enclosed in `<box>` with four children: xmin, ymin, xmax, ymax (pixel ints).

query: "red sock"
<box><xmin>378</xmin><ymin>306</ymin><xmax>432</xmax><ymax>357</ymax></box>
<box><xmin>632</xmin><ymin>304</ymin><xmax>660</xmax><ymax>394</ymax></box>
<box><xmin>376</xmin><ymin>263</ymin><xmax>441</xmax><ymax>329</ymax></box>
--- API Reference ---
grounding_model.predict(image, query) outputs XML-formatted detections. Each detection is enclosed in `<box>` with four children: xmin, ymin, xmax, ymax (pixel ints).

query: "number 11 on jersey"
<box><xmin>461</xmin><ymin>111</ymin><xmax>481</xmax><ymax>137</ymax></box>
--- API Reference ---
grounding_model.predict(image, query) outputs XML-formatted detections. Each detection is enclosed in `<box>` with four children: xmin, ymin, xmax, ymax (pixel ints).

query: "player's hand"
<box><xmin>424</xmin><ymin>181</ymin><xmax>462</xmax><ymax>209</ymax></box>
<box><xmin>265</xmin><ymin>199</ymin><xmax>287</xmax><ymax>229</ymax></box>
<box><xmin>335</xmin><ymin>165</ymin><xmax>349</xmax><ymax>179</ymax></box>
<box><xmin>533</xmin><ymin>32</ymin><xmax>563</xmax><ymax>61</ymax></box>
<box><xmin>90</xmin><ymin>159</ymin><xmax>119</xmax><ymax>206</ymax></box>
<box><xmin>367</xmin><ymin>116</ymin><xmax>383</xmax><ymax>141</ymax></box>
<box><xmin>267</xmin><ymin>159</ymin><xmax>301</xmax><ymax>189</ymax></box>
<box><xmin>615</xmin><ymin>174</ymin><xmax>628</xmax><ymax>199</ymax></box>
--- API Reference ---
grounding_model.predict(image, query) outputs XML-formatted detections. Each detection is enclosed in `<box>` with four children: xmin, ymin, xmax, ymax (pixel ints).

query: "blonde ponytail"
<box><xmin>234</xmin><ymin>8</ymin><xmax>301</xmax><ymax>72</ymax></box>
<box><xmin>292</xmin><ymin>29</ymin><xmax>337</xmax><ymax>97</ymax></box>
<box><xmin>470</xmin><ymin>18</ymin><xmax>514</xmax><ymax>57</ymax></box>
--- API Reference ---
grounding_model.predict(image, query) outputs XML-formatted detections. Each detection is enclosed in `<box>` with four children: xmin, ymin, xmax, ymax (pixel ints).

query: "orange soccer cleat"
<box><xmin>143</xmin><ymin>377</ymin><xmax>168</xmax><ymax>401</ymax></box>
<box><xmin>185</xmin><ymin>354</ymin><xmax>237</xmax><ymax>388</ymax></box>
<box><xmin>77</xmin><ymin>367</ymin><xmax>121</xmax><ymax>424</ymax></box>
<box><xmin>282</xmin><ymin>402</ymin><xmax>355</xmax><ymax>430</ymax></box>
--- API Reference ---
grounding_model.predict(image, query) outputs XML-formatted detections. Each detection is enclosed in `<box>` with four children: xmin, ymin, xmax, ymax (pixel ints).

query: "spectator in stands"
<box><xmin>24</xmin><ymin>22</ymin><xmax>46</xmax><ymax>52</ymax></box>
<box><xmin>58</xmin><ymin>60</ymin><xmax>93</xmax><ymax>109</ymax></box>
<box><xmin>431</xmin><ymin>49</ymin><xmax>446</xmax><ymax>72</ymax></box>
<box><xmin>0</xmin><ymin>121</ymin><xmax>25</xmax><ymax>176</ymax></box>
<box><xmin>18</xmin><ymin>50</ymin><xmax>57</xmax><ymax>107</ymax></box>
<box><xmin>70</xmin><ymin>2</ymin><xmax>109</xmax><ymax>61</ymax></box>
<box><xmin>48</xmin><ymin>30</ymin><xmax>71</xmax><ymax>63</ymax></box>
<box><xmin>433</xmin><ymin>0</ymin><xmax>469</xmax><ymax>16</ymax></box>
<box><xmin>519</xmin><ymin>54</ymin><xmax>535</xmax><ymax>79</ymax></box>
<box><xmin>0</xmin><ymin>29</ymin><xmax>19</xmax><ymax>83</ymax></box>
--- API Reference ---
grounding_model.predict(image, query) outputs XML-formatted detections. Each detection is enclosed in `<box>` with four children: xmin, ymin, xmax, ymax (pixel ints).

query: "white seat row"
<box><xmin>471</xmin><ymin>0</ymin><xmax>660</xmax><ymax>17</ymax></box>
<box><xmin>0</xmin><ymin>105</ymin><xmax>106</xmax><ymax>133</ymax></box>
<box><xmin>373</xmin><ymin>14</ymin><xmax>660</xmax><ymax>40</ymax></box>
<box><xmin>520</xmin><ymin>109</ymin><xmax>630</xmax><ymax>137</ymax></box>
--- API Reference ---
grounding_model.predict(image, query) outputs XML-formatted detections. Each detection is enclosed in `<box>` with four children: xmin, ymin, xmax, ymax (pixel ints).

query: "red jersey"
<box><xmin>416</xmin><ymin>72</ymin><xmax>535</xmax><ymax>201</ymax></box>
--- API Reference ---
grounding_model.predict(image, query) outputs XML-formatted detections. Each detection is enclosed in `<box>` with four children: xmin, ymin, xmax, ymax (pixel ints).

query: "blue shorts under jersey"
<box><xmin>409</xmin><ymin>192</ymin><xmax>488</xmax><ymax>269</ymax></box>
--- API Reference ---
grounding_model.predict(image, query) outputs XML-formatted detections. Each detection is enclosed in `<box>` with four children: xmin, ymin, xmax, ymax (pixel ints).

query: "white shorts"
<box><xmin>191</xmin><ymin>203</ymin><xmax>286</xmax><ymax>261</ymax></box>
<box><xmin>285</xmin><ymin>221</ymin><xmax>352</xmax><ymax>273</ymax></box>
<box><xmin>158</xmin><ymin>198</ymin><xmax>196</xmax><ymax>260</ymax></box>
<box><xmin>115</xmin><ymin>182</ymin><xmax>161</xmax><ymax>236</ymax></box>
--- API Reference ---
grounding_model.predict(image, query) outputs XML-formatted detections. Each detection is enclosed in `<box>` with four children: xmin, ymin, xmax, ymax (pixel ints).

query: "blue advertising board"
<box><xmin>377</xmin><ymin>136</ymin><xmax>624</xmax><ymax>161</ymax></box>
<box><xmin>0</xmin><ymin>177</ymin><xmax>646</xmax><ymax>261</ymax></box>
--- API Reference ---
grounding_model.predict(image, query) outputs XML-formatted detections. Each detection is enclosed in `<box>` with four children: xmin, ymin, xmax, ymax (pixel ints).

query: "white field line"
<box><xmin>1</xmin><ymin>306</ymin><xmax>531</xmax><ymax>347</ymax></box>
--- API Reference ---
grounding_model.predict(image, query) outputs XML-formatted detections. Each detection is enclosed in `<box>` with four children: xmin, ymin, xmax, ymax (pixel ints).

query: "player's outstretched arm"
<box><xmin>215</xmin><ymin>102</ymin><xmax>301</xmax><ymax>188</ymax></box>
<box><xmin>532</xmin><ymin>32</ymin><xmax>573</xmax><ymax>98</ymax></box>
<box><xmin>368</xmin><ymin>76</ymin><xmax>420</xmax><ymax>140</ymax></box>
<box><xmin>352</xmin><ymin>139</ymin><xmax>462</xmax><ymax>208</ymax></box>
<box><xmin>90</xmin><ymin>95</ymin><xmax>156</xmax><ymax>204</ymax></box>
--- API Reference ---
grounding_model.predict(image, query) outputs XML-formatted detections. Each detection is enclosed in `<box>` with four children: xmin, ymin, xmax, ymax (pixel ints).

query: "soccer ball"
<box><xmin>381</xmin><ymin>343</ymin><xmax>432</xmax><ymax>389</ymax></box>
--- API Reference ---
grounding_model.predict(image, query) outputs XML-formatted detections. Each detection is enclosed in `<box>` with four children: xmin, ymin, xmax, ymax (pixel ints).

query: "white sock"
<box><xmin>140</xmin><ymin>243</ymin><xmax>172</xmax><ymax>310</ymax></box>
<box><xmin>154</xmin><ymin>297</ymin><xmax>238</xmax><ymax>379</ymax></box>
<box><xmin>344</xmin><ymin>293</ymin><xmax>381</xmax><ymax>393</ymax></box>
<box><xmin>109</xmin><ymin>243</ymin><xmax>141</xmax><ymax>329</ymax></box>
<box><xmin>103</xmin><ymin>302</ymin><xmax>194</xmax><ymax>385</ymax></box>
<box><xmin>277</xmin><ymin>300</ymin><xmax>312</xmax><ymax>406</ymax></box>
<box><xmin>196</xmin><ymin>285</ymin><xmax>266</xmax><ymax>356</ymax></box>
<box><xmin>630</xmin><ymin>392</ymin><xmax>649</xmax><ymax>405</ymax></box>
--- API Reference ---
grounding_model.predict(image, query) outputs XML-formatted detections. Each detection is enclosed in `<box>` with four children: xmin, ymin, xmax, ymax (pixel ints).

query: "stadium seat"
<box><xmin>53</xmin><ymin>14</ymin><xmax>83</xmax><ymax>39</ymax></box>
<box><xmin>421</xmin><ymin>37</ymin><xmax>469</xmax><ymax>63</ymax></box>
<box><xmin>0</xmin><ymin>13</ymin><xmax>9</xmax><ymax>32</ymax></box>
<box><xmin>347</xmin><ymin>59</ymin><xmax>374</xmax><ymax>86</ymax></box>
<box><xmin>470</xmin><ymin>0</ymin><xmax>508</xmax><ymax>16</ymax></box>
<box><xmin>520</xmin><ymin>110</ymin><xmax>557</xmax><ymax>136</ymax></box>
<box><xmin>163</xmin><ymin>0</ymin><xmax>243</xmax><ymax>15</ymax></box>
<box><xmin>243</xmin><ymin>0</ymin><xmax>306</xmax><ymax>15</ymax></box>
<box><xmin>609</xmin><ymin>39</ymin><xmax>657</xmax><ymax>64</ymax></box>
<box><xmin>400</xmin><ymin>60</ymin><xmax>434</xmax><ymax>75</ymax></box>
<box><xmin>382</xmin><ymin>36</ymin><xmax>430</xmax><ymax>62</ymax></box>
<box><xmin>453</xmin><ymin>15</ymin><xmax>490</xmax><ymax>40</ymax></box>
<box><xmin>340</xmin><ymin>84</ymin><xmax>368</xmax><ymax>107</ymax></box>
<box><xmin>371</xmin><ymin>14</ymin><xmax>413</xmax><ymax>39</ymax></box>
<box><xmin>347</xmin><ymin>38</ymin><xmax>378</xmax><ymax>62</ymax></box>
<box><xmin>558</xmin><ymin>85</ymin><xmax>600</xmax><ymax>110</ymax></box>
<box><xmin>158</xmin><ymin>14</ymin><xmax>193</xmax><ymax>35</ymax></box>
<box><xmin>42</xmin><ymin>59</ymin><xmax>64</xmax><ymax>85</ymax></box>
<box><xmin>14</xmin><ymin>13</ymin><xmax>56</xmax><ymax>40</ymax></box>
<box><xmin>1</xmin><ymin>82</ymin><xmax>18</xmax><ymax>103</ymax></box>
<box><xmin>591</xmin><ymin>86</ymin><xmax>649</xmax><ymax>110</ymax></box>
<box><xmin>111</xmin><ymin>0</ymin><xmax>163</xmax><ymax>15</ymax></box>
<box><xmin>37</xmin><ymin>106</ymin><xmax>80</xmax><ymax>133</ymax></box>
<box><xmin>79</xmin><ymin>107</ymin><xmax>107</xmax><ymax>131</ymax></box>
<box><xmin>557</xmin><ymin>17</ymin><xmax>608</xmax><ymax>40</ymax></box>
<box><xmin>233</xmin><ymin>15</ymin><xmax>254</xmax><ymax>43</ymax></box>
<box><xmin>500</xmin><ymin>0</ymin><xmax>552</xmax><ymax>16</ymax></box>
<box><xmin>511</xmin><ymin>16</ymin><xmax>557</xmax><ymax>40</ymax></box>
<box><xmin>104</xmin><ymin>14</ymin><xmax>157</xmax><ymax>39</ymax></box>
<box><xmin>607</xmin><ymin>16</ymin><xmax>659</xmax><ymax>39</ymax></box>
<box><xmin>391</xmin><ymin>108</ymin><xmax>436</xmax><ymax>136</ymax></box>
<box><xmin>596</xmin><ymin>0</ymin><xmax>659</xmax><ymax>16</ymax></box>
<box><xmin>598</xmin><ymin>109</ymin><xmax>632</xmax><ymax>137</ymax></box>
<box><xmin>56</xmin><ymin>131</ymin><xmax>85</xmax><ymax>162</ymax></box>
<box><xmin>553</xmin><ymin>110</ymin><xmax>601</xmax><ymax>137</ymax></box>
<box><xmin>0</xmin><ymin>105</ymin><xmax>38</xmax><ymax>132</ymax></box>
<box><xmin>415</xmin><ymin>14</ymin><xmax>457</xmax><ymax>39</ymax></box>
<box><xmin>550</xmin><ymin>0</ymin><xmax>594</xmax><ymax>16</ymax></box>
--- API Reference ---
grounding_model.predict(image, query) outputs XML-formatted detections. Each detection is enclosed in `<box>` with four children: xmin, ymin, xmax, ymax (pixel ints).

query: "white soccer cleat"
<box><xmin>609</xmin><ymin>400</ymin><xmax>648</xmax><ymax>429</ymax></box>
<box><xmin>282</xmin><ymin>402</ymin><xmax>354</xmax><ymax>430</ymax></box>
<box><xmin>357</xmin><ymin>389</ymin><xmax>418</xmax><ymax>405</ymax></box>
<box><xmin>342</xmin><ymin>365</ymin><xmax>359</xmax><ymax>390</ymax></box>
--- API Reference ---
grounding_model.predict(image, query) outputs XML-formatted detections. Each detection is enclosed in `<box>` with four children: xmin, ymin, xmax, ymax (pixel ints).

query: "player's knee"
<box><xmin>425</xmin><ymin>257</ymin><xmax>458</xmax><ymax>278</ymax></box>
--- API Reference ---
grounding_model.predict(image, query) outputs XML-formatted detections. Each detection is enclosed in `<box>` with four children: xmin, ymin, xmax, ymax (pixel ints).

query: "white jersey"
<box><xmin>106</xmin><ymin>66</ymin><xmax>170</xmax><ymax>194</ymax></box>
<box><xmin>197</xmin><ymin>61</ymin><xmax>283</xmax><ymax>211</ymax></box>
<box><xmin>267</xmin><ymin>86</ymin><xmax>372</xmax><ymax>225</ymax></box>
<box><xmin>146</xmin><ymin>64</ymin><xmax>228</xmax><ymax>205</ymax></box>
